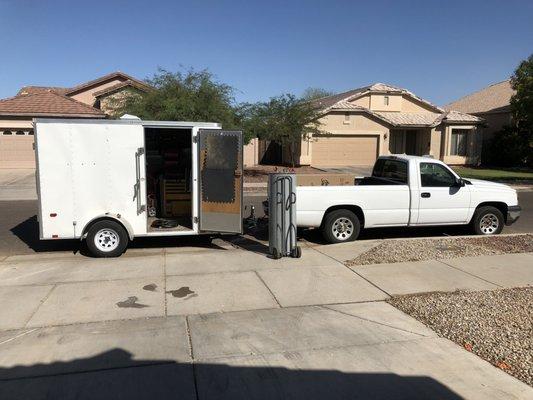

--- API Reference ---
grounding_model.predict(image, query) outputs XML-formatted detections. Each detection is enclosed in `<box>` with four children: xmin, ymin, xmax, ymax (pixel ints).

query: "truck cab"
<box><xmin>296</xmin><ymin>155</ymin><xmax>521</xmax><ymax>243</ymax></box>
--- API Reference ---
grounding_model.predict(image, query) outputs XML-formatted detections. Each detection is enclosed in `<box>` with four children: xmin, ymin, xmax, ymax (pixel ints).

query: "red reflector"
<box><xmin>50</xmin><ymin>213</ymin><xmax>57</xmax><ymax>217</ymax></box>
<box><xmin>52</xmin><ymin>234</ymin><xmax>58</xmax><ymax>238</ymax></box>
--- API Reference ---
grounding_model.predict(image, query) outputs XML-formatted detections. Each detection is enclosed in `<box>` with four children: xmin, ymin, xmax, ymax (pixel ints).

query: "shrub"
<box><xmin>485</xmin><ymin>126</ymin><xmax>532</xmax><ymax>167</ymax></box>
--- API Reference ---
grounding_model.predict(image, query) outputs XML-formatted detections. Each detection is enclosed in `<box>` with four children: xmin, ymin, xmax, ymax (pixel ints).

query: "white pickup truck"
<box><xmin>297</xmin><ymin>155</ymin><xmax>521</xmax><ymax>243</ymax></box>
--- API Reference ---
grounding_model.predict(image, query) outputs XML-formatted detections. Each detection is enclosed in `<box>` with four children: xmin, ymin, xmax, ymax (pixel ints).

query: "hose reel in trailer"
<box><xmin>268</xmin><ymin>173</ymin><xmax>301</xmax><ymax>259</ymax></box>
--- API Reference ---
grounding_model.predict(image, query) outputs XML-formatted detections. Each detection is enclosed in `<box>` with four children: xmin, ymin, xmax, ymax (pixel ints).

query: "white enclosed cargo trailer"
<box><xmin>34</xmin><ymin>118</ymin><xmax>243</xmax><ymax>257</ymax></box>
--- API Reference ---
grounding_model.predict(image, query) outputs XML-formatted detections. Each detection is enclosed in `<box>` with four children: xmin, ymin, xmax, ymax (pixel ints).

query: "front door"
<box><xmin>405</xmin><ymin>130</ymin><xmax>417</xmax><ymax>155</ymax></box>
<box><xmin>416</xmin><ymin>162</ymin><xmax>470</xmax><ymax>224</ymax></box>
<box><xmin>198</xmin><ymin>130</ymin><xmax>243</xmax><ymax>233</ymax></box>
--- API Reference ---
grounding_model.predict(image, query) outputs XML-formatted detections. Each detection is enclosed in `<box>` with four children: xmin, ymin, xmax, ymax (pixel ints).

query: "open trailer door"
<box><xmin>198</xmin><ymin>129</ymin><xmax>243</xmax><ymax>233</ymax></box>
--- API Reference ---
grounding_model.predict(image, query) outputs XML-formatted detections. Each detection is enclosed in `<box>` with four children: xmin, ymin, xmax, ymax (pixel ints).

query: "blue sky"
<box><xmin>1</xmin><ymin>0</ymin><xmax>532</xmax><ymax>106</ymax></box>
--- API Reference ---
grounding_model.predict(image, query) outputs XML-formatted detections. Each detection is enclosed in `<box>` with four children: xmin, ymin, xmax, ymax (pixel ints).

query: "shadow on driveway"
<box><xmin>0</xmin><ymin>348</ymin><xmax>463</xmax><ymax>400</ymax></box>
<box><xmin>10</xmin><ymin>215</ymin><xmax>228</xmax><ymax>257</ymax></box>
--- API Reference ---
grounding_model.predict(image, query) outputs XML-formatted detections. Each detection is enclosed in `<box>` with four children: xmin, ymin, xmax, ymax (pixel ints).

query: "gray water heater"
<box><xmin>268</xmin><ymin>173</ymin><xmax>301</xmax><ymax>259</ymax></box>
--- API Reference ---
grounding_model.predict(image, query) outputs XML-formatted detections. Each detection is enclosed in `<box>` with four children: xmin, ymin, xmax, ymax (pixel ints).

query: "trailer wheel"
<box><xmin>86</xmin><ymin>220</ymin><xmax>128</xmax><ymax>257</ymax></box>
<box><xmin>322</xmin><ymin>209</ymin><xmax>360</xmax><ymax>244</ymax></box>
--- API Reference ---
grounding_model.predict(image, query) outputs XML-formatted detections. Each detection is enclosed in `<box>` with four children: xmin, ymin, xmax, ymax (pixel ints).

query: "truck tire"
<box><xmin>86</xmin><ymin>220</ymin><xmax>129</xmax><ymax>257</ymax></box>
<box><xmin>322</xmin><ymin>209</ymin><xmax>360</xmax><ymax>244</ymax></box>
<box><xmin>471</xmin><ymin>206</ymin><xmax>504</xmax><ymax>236</ymax></box>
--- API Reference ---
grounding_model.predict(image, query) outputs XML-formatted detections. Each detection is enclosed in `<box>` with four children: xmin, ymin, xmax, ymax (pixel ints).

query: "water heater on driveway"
<box><xmin>268</xmin><ymin>173</ymin><xmax>301</xmax><ymax>259</ymax></box>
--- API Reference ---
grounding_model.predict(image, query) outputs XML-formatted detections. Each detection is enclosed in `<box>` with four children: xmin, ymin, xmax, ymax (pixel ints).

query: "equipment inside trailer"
<box><xmin>144</xmin><ymin>127</ymin><xmax>193</xmax><ymax>232</ymax></box>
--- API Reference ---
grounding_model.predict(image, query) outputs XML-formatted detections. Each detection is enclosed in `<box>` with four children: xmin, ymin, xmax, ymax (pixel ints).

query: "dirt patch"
<box><xmin>389</xmin><ymin>287</ymin><xmax>533</xmax><ymax>386</ymax></box>
<box><xmin>244</xmin><ymin>165</ymin><xmax>324</xmax><ymax>183</ymax></box>
<box><xmin>345</xmin><ymin>234</ymin><xmax>533</xmax><ymax>266</ymax></box>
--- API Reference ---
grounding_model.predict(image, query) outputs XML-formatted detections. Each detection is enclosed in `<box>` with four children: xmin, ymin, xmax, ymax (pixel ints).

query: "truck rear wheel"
<box><xmin>471</xmin><ymin>206</ymin><xmax>504</xmax><ymax>235</ymax></box>
<box><xmin>322</xmin><ymin>209</ymin><xmax>360</xmax><ymax>244</ymax></box>
<box><xmin>86</xmin><ymin>220</ymin><xmax>128</xmax><ymax>257</ymax></box>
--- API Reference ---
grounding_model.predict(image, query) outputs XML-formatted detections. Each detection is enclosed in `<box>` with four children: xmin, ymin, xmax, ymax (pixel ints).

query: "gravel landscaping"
<box><xmin>345</xmin><ymin>234</ymin><xmax>533</xmax><ymax>266</ymax></box>
<box><xmin>389</xmin><ymin>287</ymin><xmax>533</xmax><ymax>386</ymax></box>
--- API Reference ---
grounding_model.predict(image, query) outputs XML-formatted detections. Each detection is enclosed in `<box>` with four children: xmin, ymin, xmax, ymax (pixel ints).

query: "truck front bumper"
<box><xmin>506</xmin><ymin>205</ymin><xmax>521</xmax><ymax>225</ymax></box>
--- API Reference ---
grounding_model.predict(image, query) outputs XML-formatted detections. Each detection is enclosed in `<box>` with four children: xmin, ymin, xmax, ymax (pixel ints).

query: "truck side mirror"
<box><xmin>455</xmin><ymin>178</ymin><xmax>465</xmax><ymax>187</ymax></box>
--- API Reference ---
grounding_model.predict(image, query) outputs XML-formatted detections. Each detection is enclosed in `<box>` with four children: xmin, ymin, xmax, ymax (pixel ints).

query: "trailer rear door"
<box><xmin>198</xmin><ymin>130</ymin><xmax>243</xmax><ymax>233</ymax></box>
<box><xmin>35</xmin><ymin>120</ymin><xmax>147</xmax><ymax>239</ymax></box>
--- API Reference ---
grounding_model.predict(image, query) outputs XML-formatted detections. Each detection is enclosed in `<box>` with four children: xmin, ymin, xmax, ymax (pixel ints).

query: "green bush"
<box><xmin>485</xmin><ymin>126</ymin><xmax>532</xmax><ymax>167</ymax></box>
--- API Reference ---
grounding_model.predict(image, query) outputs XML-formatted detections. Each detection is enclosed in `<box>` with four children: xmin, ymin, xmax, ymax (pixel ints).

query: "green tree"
<box><xmin>510</xmin><ymin>54</ymin><xmax>533</xmax><ymax>130</ymax></box>
<box><xmin>242</xmin><ymin>94</ymin><xmax>324</xmax><ymax>167</ymax></box>
<box><xmin>486</xmin><ymin>126</ymin><xmax>531</xmax><ymax>167</ymax></box>
<box><xmin>115</xmin><ymin>68</ymin><xmax>242</xmax><ymax>134</ymax></box>
<box><xmin>301</xmin><ymin>87</ymin><xmax>334</xmax><ymax>101</ymax></box>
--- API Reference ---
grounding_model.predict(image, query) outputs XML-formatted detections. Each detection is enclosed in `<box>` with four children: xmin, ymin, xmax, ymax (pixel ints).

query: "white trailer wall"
<box><xmin>36</xmin><ymin>121</ymin><xmax>146</xmax><ymax>239</ymax></box>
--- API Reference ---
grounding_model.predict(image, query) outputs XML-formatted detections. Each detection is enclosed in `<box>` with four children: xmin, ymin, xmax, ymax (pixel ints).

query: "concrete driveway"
<box><xmin>0</xmin><ymin>169</ymin><xmax>35</xmax><ymax>200</ymax></box>
<box><xmin>0</xmin><ymin>243</ymin><xmax>532</xmax><ymax>399</ymax></box>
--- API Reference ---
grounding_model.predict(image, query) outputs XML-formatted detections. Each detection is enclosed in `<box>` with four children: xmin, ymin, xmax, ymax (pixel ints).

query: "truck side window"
<box><xmin>420</xmin><ymin>163</ymin><xmax>456</xmax><ymax>187</ymax></box>
<box><xmin>372</xmin><ymin>159</ymin><xmax>408</xmax><ymax>184</ymax></box>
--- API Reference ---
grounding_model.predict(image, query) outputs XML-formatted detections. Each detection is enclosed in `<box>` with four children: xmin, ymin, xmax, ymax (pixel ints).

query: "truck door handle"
<box><xmin>421</xmin><ymin>192</ymin><xmax>431</xmax><ymax>198</ymax></box>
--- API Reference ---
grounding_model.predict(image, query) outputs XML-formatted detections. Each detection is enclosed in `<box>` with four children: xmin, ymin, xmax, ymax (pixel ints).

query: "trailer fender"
<box><xmin>81</xmin><ymin>214</ymin><xmax>135</xmax><ymax>241</ymax></box>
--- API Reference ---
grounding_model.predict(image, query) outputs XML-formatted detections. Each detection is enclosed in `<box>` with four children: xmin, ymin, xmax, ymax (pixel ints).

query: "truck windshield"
<box><xmin>372</xmin><ymin>159</ymin><xmax>408</xmax><ymax>184</ymax></box>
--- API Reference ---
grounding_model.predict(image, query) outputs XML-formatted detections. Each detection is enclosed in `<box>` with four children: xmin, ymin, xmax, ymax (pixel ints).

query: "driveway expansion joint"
<box><xmin>320</xmin><ymin>305</ymin><xmax>430</xmax><ymax>337</ymax></box>
<box><xmin>436</xmin><ymin>259</ymin><xmax>503</xmax><ymax>288</ymax></box>
<box><xmin>314</xmin><ymin>247</ymin><xmax>393</xmax><ymax>298</ymax></box>
<box><xmin>194</xmin><ymin>335</ymin><xmax>438</xmax><ymax>363</ymax></box>
<box><xmin>253</xmin><ymin>270</ymin><xmax>282</xmax><ymax>308</ymax></box>
<box><xmin>23</xmin><ymin>284</ymin><xmax>56</xmax><ymax>328</ymax></box>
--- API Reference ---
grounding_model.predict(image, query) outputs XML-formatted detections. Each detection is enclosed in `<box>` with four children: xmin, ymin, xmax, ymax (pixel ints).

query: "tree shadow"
<box><xmin>0</xmin><ymin>348</ymin><xmax>464</xmax><ymax>400</ymax></box>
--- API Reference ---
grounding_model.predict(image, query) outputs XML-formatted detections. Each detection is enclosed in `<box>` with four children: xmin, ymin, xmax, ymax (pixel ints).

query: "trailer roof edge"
<box><xmin>32</xmin><ymin>118</ymin><xmax>221</xmax><ymax>129</ymax></box>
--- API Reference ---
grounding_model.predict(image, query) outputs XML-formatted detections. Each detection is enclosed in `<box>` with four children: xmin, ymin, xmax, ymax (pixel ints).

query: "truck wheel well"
<box><xmin>82</xmin><ymin>217</ymin><xmax>131</xmax><ymax>240</ymax></box>
<box><xmin>473</xmin><ymin>202</ymin><xmax>508</xmax><ymax>222</ymax></box>
<box><xmin>321</xmin><ymin>205</ymin><xmax>365</xmax><ymax>228</ymax></box>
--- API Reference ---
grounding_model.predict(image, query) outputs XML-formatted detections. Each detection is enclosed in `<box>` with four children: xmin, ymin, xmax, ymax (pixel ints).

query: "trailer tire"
<box><xmin>86</xmin><ymin>220</ymin><xmax>129</xmax><ymax>257</ymax></box>
<box><xmin>322</xmin><ymin>209</ymin><xmax>360</xmax><ymax>244</ymax></box>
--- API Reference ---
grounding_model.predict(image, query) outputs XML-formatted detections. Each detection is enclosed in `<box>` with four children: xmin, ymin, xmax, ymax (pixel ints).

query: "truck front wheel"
<box><xmin>472</xmin><ymin>206</ymin><xmax>504</xmax><ymax>236</ymax></box>
<box><xmin>322</xmin><ymin>209</ymin><xmax>360</xmax><ymax>244</ymax></box>
<box><xmin>86</xmin><ymin>220</ymin><xmax>129</xmax><ymax>257</ymax></box>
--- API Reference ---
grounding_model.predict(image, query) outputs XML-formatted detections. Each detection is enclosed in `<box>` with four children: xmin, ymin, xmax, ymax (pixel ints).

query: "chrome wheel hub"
<box><xmin>332</xmin><ymin>217</ymin><xmax>354</xmax><ymax>241</ymax></box>
<box><xmin>480</xmin><ymin>213</ymin><xmax>499</xmax><ymax>234</ymax></box>
<box><xmin>94</xmin><ymin>228</ymin><xmax>119</xmax><ymax>252</ymax></box>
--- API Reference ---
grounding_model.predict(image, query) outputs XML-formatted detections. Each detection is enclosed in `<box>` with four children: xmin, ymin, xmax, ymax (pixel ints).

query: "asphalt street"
<box><xmin>0</xmin><ymin>192</ymin><xmax>531</xmax><ymax>257</ymax></box>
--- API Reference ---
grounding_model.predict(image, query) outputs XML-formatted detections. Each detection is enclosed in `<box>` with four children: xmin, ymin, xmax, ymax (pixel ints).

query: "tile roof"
<box><xmin>312</xmin><ymin>82</ymin><xmax>444</xmax><ymax>113</ymax></box>
<box><xmin>17</xmin><ymin>86</ymin><xmax>70</xmax><ymax>96</ymax></box>
<box><xmin>444</xmin><ymin>80</ymin><xmax>514</xmax><ymax>114</ymax></box>
<box><xmin>65</xmin><ymin>71</ymin><xmax>152</xmax><ymax>96</ymax></box>
<box><xmin>443</xmin><ymin>110</ymin><xmax>484</xmax><ymax>123</ymax></box>
<box><xmin>374</xmin><ymin>112</ymin><xmax>441</xmax><ymax>126</ymax></box>
<box><xmin>93</xmin><ymin>79</ymin><xmax>152</xmax><ymax>98</ymax></box>
<box><xmin>0</xmin><ymin>92</ymin><xmax>106</xmax><ymax>117</ymax></box>
<box><xmin>317</xmin><ymin>82</ymin><xmax>482</xmax><ymax>127</ymax></box>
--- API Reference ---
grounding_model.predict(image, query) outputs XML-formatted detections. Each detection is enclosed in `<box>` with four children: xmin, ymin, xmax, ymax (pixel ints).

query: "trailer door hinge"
<box><xmin>192</xmin><ymin>136</ymin><xmax>198</xmax><ymax>143</ymax></box>
<box><xmin>193</xmin><ymin>217</ymin><xmax>199</xmax><ymax>224</ymax></box>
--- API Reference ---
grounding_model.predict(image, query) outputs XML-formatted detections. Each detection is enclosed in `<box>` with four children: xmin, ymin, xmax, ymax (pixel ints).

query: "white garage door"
<box><xmin>312</xmin><ymin>135</ymin><xmax>379</xmax><ymax>166</ymax></box>
<box><xmin>0</xmin><ymin>132</ymin><xmax>36</xmax><ymax>168</ymax></box>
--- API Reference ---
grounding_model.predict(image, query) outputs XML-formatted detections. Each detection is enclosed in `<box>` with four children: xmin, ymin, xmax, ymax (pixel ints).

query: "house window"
<box><xmin>15</xmin><ymin>130</ymin><xmax>25</xmax><ymax>135</ymax></box>
<box><xmin>2</xmin><ymin>130</ymin><xmax>13</xmax><ymax>135</ymax></box>
<box><xmin>343</xmin><ymin>112</ymin><xmax>350</xmax><ymax>124</ymax></box>
<box><xmin>450</xmin><ymin>129</ymin><xmax>469</xmax><ymax>156</ymax></box>
<box><xmin>384</xmin><ymin>96</ymin><xmax>389</xmax><ymax>106</ymax></box>
<box><xmin>28</xmin><ymin>130</ymin><xmax>34</xmax><ymax>135</ymax></box>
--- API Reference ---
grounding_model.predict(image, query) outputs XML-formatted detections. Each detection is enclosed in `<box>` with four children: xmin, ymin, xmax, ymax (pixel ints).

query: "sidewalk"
<box><xmin>0</xmin><ymin>246</ymin><xmax>531</xmax><ymax>399</ymax></box>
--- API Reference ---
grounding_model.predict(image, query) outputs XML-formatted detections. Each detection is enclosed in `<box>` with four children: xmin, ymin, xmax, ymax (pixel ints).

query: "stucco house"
<box><xmin>444</xmin><ymin>80</ymin><xmax>515</xmax><ymax>148</ymax></box>
<box><xmin>291</xmin><ymin>83</ymin><xmax>484</xmax><ymax>167</ymax></box>
<box><xmin>0</xmin><ymin>72</ymin><xmax>151</xmax><ymax>168</ymax></box>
